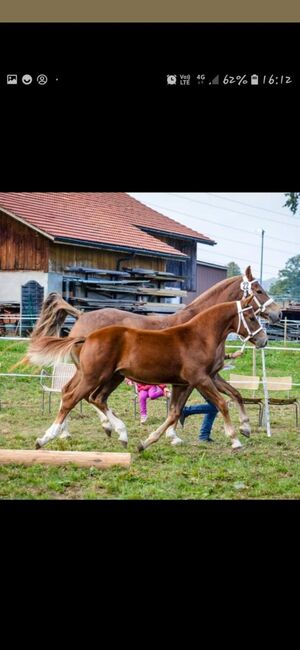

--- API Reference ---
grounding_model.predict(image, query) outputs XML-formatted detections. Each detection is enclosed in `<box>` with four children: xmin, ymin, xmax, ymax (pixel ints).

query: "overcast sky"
<box><xmin>129</xmin><ymin>193</ymin><xmax>300</xmax><ymax>281</ymax></box>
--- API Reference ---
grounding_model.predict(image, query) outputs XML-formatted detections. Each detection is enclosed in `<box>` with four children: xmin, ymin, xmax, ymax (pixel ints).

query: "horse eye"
<box><xmin>250</xmin><ymin>317</ymin><xmax>255</xmax><ymax>321</ymax></box>
<box><xmin>257</xmin><ymin>290</ymin><xmax>263</xmax><ymax>294</ymax></box>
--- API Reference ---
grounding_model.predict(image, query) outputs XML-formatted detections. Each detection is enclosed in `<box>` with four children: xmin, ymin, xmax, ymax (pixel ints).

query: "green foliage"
<box><xmin>227</xmin><ymin>261</ymin><xmax>241</xmax><ymax>277</ymax></box>
<box><xmin>270</xmin><ymin>254</ymin><xmax>300</xmax><ymax>299</ymax></box>
<box><xmin>284</xmin><ymin>192</ymin><xmax>300</xmax><ymax>215</ymax></box>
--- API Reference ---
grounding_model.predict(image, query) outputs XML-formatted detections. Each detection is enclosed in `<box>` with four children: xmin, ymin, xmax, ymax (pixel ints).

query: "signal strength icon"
<box><xmin>209</xmin><ymin>75</ymin><xmax>219</xmax><ymax>85</ymax></box>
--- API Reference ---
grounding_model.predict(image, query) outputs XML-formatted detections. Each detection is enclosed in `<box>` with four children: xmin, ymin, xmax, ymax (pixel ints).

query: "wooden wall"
<box><xmin>183</xmin><ymin>263</ymin><xmax>227</xmax><ymax>305</ymax></box>
<box><xmin>48</xmin><ymin>243</ymin><xmax>166</xmax><ymax>273</ymax></box>
<box><xmin>0</xmin><ymin>211</ymin><xmax>49</xmax><ymax>271</ymax></box>
<box><xmin>157</xmin><ymin>235</ymin><xmax>197</xmax><ymax>290</ymax></box>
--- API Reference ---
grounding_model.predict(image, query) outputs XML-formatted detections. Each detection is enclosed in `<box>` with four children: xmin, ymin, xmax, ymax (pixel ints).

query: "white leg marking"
<box><xmin>232</xmin><ymin>438</ymin><xmax>243</xmax><ymax>449</ymax></box>
<box><xmin>166</xmin><ymin>426</ymin><xmax>176</xmax><ymax>438</ymax></box>
<box><xmin>106</xmin><ymin>408</ymin><xmax>128</xmax><ymax>443</ymax></box>
<box><xmin>36</xmin><ymin>422</ymin><xmax>63</xmax><ymax>448</ymax></box>
<box><xmin>171</xmin><ymin>436</ymin><xmax>184</xmax><ymax>446</ymax></box>
<box><xmin>165</xmin><ymin>426</ymin><xmax>184</xmax><ymax>444</ymax></box>
<box><xmin>91</xmin><ymin>404</ymin><xmax>113</xmax><ymax>433</ymax></box>
<box><xmin>59</xmin><ymin>417</ymin><xmax>72</xmax><ymax>439</ymax></box>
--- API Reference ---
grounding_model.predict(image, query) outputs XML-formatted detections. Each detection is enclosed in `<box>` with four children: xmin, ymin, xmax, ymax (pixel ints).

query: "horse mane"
<box><xmin>31</xmin><ymin>293</ymin><xmax>82</xmax><ymax>340</ymax></box>
<box><xmin>186</xmin><ymin>275</ymin><xmax>242</xmax><ymax>309</ymax></box>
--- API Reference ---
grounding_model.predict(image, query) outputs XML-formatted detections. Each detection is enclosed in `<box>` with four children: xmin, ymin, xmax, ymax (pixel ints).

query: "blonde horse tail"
<box><xmin>27</xmin><ymin>336</ymin><xmax>86</xmax><ymax>368</ymax></box>
<box><xmin>31</xmin><ymin>293</ymin><xmax>82</xmax><ymax>340</ymax></box>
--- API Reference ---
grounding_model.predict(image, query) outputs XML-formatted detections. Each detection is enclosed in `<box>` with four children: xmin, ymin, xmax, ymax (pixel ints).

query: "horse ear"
<box><xmin>245</xmin><ymin>265</ymin><xmax>254</xmax><ymax>281</ymax></box>
<box><xmin>241</xmin><ymin>295</ymin><xmax>253</xmax><ymax>307</ymax></box>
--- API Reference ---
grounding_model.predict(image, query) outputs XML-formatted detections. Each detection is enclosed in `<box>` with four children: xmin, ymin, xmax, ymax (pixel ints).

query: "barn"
<box><xmin>183</xmin><ymin>261</ymin><xmax>227</xmax><ymax>305</ymax></box>
<box><xmin>0</xmin><ymin>193</ymin><xmax>216</xmax><ymax>332</ymax></box>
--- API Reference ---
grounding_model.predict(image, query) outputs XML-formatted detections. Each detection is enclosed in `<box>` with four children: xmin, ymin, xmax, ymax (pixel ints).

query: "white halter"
<box><xmin>240</xmin><ymin>276</ymin><xmax>274</xmax><ymax>314</ymax></box>
<box><xmin>235</xmin><ymin>300</ymin><xmax>264</xmax><ymax>351</ymax></box>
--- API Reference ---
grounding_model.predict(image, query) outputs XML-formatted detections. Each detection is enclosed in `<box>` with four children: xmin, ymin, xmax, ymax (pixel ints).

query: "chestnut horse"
<box><xmin>28</xmin><ymin>297</ymin><xmax>267</xmax><ymax>452</ymax></box>
<box><xmin>26</xmin><ymin>266</ymin><xmax>280</xmax><ymax>443</ymax></box>
<box><xmin>26</xmin><ymin>266</ymin><xmax>279</xmax><ymax>443</ymax></box>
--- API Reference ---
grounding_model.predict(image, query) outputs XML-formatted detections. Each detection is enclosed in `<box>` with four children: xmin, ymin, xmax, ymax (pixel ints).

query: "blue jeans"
<box><xmin>182</xmin><ymin>400</ymin><xmax>219</xmax><ymax>441</ymax></box>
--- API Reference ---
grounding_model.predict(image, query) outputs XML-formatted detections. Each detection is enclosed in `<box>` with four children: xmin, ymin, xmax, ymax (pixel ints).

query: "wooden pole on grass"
<box><xmin>0</xmin><ymin>449</ymin><xmax>131</xmax><ymax>469</ymax></box>
<box><xmin>261</xmin><ymin>347</ymin><xmax>272</xmax><ymax>437</ymax></box>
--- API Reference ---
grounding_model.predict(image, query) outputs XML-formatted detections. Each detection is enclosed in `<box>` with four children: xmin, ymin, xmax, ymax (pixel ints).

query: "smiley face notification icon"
<box><xmin>22</xmin><ymin>74</ymin><xmax>32</xmax><ymax>85</ymax></box>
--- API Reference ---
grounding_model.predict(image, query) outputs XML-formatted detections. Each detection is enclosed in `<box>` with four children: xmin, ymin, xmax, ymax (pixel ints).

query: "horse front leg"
<box><xmin>165</xmin><ymin>385</ymin><xmax>193</xmax><ymax>445</ymax></box>
<box><xmin>195</xmin><ymin>376</ymin><xmax>243</xmax><ymax>451</ymax></box>
<box><xmin>214</xmin><ymin>373</ymin><xmax>251</xmax><ymax>437</ymax></box>
<box><xmin>138</xmin><ymin>386</ymin><xmax>188</xmax><ymax>452</ymax></box>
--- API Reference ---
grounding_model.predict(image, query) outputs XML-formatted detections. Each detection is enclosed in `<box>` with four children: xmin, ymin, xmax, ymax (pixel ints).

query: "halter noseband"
<box><xmin>235</xmin><ymin>301</ymin><xmax>264</xmax><ymax>351</ymax></box>
<box><xmin>240</xmin><ymin>276</ymin><xmax>274</xmax><ymax>314</ymax></box>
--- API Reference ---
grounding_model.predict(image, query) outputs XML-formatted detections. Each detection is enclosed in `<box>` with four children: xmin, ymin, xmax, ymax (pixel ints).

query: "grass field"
<box><xmin>0</xmin><ymin>339</ymin><xmax>300</xmax><ymax>500</ymax></box>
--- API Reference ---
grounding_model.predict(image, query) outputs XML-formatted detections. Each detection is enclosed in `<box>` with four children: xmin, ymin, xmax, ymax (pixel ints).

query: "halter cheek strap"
<box><xmin>235</xmin><ymin>301</ymin><xmax>264</xmax><ymax>351</ymax></box>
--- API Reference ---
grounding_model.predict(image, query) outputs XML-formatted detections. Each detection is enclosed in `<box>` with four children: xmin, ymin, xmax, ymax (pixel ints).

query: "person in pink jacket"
<box><xmin>126</xmin><ymin>379</ymin><xmax>170</xmax><ymax>423</ymax></box>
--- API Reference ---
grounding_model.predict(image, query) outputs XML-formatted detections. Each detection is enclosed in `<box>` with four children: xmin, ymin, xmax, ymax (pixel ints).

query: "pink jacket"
<box><xmin>136</xmin><ymin>383</ymin><xmax>167</xmax><ymax>392</ymax></box>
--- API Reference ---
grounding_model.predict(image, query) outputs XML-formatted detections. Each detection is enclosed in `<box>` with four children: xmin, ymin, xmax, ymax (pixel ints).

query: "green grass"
<box><xmin>0</xmin><ymin>340</ymin><xmax>300</xmax><ymax>499</ymax></box>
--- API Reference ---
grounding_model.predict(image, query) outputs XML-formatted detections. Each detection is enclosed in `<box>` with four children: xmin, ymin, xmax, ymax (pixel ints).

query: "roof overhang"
<box><xmin>137</xmin><ymin>225</ymin><xmax>216</xmax><ymax>246</ymax></box>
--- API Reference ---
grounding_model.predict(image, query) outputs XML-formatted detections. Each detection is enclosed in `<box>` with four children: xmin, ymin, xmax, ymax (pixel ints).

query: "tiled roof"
<box><xmin>0</xmin><ymin>192</ymin><xmax>215</xmax><ymax>258</ymax></box>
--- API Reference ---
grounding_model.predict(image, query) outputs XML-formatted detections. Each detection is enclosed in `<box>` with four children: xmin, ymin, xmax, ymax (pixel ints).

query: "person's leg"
<box><xmin>138</xmin><ymin>390</ymin><xmax>149</xmax><ymax>422</ymax></box>
<box><xmin>199</xmin><ymin>401</ymin><xmax>219</xmax><ymax>442</ymax></box>
<box><xmin>148</xmin><ymin>386</ymin><xmax>164</xmax><ymax>400</ymax></box>
<box><xmin>180</xmin><ymin>401</ymin><xmax>219</xmax><ymax>441</ymax></box>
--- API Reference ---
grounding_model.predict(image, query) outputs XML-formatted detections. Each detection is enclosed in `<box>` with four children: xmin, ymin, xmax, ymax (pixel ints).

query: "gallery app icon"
<box><xmin>7</xmin><ymin>74</ymin><xmax>18</xmax><ymax>85</ymax></box>
<box><xmin>22</xmin><ymin>74</ymin><xmax>32</xmax><ymax>85</ymax></box>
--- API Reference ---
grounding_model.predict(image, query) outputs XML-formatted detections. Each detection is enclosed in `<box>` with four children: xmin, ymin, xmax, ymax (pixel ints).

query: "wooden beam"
<box><xmin>0</xmin><ymin>449</ymin><xmax>131</xmax><ymax>469</ymax></box>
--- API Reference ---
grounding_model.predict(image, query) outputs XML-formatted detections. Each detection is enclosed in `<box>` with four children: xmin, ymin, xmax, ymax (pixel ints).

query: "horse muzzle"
<box><xmin>255</xmin><ymin>334</ymin><xmax>268</xmax><ymax>349</ymax></box>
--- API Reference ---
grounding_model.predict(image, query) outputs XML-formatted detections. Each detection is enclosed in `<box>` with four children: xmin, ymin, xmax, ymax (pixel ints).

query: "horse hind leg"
<box><xmin>214</xmin><ymin>374</ymin><xmax>251</xmax><ymax>438</ymax></box>
<box><xmin>89</xmin><ymin>374</ymin><xmax>128</xmax><ymax>446</ymax></box>
<box><xmin>165</xmin><ymin>385</ymin><xmax>193</xmax><ymax>445</ymax></box>
<box><xmin>195</xmin><ymin>377</ymin><xmax>243</xmax><ymax>451</ymax></box>
<box><xmin>90</xmin><ymin>403</ymin><xmax>113</xmax><ymax>437</ymax></box>
<box><xmin>36</xmin><ymin>372</ymin><xmax>94</xmax><ymax>449</ymax></box>
<box><xmin>139</xmin><ymin>386</ymin><xmax>185</xmax><ymax>452</ymax></box>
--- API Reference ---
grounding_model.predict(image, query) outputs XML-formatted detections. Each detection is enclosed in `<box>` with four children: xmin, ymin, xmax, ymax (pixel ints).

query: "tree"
<box><xmin>284</xmin><ymin>193</ymin><xmax>300</xmax><ymax>215</ymax></box>
<box><xmin>227</xmin><ymin>261</ymin><xmax>241</xmax><ymax>277</ymax></box>
<box><xmin>270</xmin><ymin>255</ymin><xmax>300</xmax><ymax>299</ymax></box>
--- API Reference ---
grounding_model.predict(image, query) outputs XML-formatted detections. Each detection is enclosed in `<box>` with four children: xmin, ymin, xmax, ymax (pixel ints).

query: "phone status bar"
<box><xmin>166</xmin><ymin>73</ymin><xmax>296</xmax><ymax>87</ymax></box>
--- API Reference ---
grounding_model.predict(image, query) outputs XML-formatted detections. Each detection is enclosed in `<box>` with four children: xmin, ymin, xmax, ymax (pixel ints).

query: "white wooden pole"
<box><xmin>252</xmin><ymin>346</ymin><xmax>256</xmax><ymax>377</ymax></box>
<box><xmin>261</xmin><ymin>346</ymin><xmax>271</xmax><ymax>437</ymax></box>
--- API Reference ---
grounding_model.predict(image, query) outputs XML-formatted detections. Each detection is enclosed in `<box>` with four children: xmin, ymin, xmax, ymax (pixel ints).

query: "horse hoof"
<box><xmin>137</xmin><ymin>442</ymin><xmax>144</xmax><ymax>452</ymax></box>
<box><xmin>35</xmin><ymin>439</ymin><xmax>42</xmax><ymax>449</ymax></box>
<box><xmin>120</xmin><ymin>440</ymin><xmax>128</xmax><ymax>448</ymax></box>
<box><xmin>171</xmin><ymin>437</ymin><xmax>184</xmax><ymax>446</ymax></box>
<box><xmin>105</xmin><ymin>430</ymin><xmax>112</xmax><ymax>438</ymax></box>
<box><xmin>240</xmin><ymin>425</ymin><xmax>251</xmax><ymax>438</ymax></box>
<box><xmin>240</xmin><ymin>429</ymin><xmax>250</xmax><ymax>438</ymax></box>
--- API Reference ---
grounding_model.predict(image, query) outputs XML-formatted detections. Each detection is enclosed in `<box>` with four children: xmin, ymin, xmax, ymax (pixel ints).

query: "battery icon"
<box><xmin>251</xmin><ymin>74</ymin><xmax>259</xmax><ymax>85</ymax></box>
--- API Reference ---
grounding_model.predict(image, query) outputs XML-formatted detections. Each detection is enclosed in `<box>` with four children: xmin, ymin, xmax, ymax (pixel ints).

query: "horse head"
<box><xmin>236</xmin><ymin>296</ymin><xmax>268</xmax><ymax>349</ymax></box>
<box><xmin>240</xmin><ymin>266</ymin><xmax>281</xmax><ymax>324</ymax></box>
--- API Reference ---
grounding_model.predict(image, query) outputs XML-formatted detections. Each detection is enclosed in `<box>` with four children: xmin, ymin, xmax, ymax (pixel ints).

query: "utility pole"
<box><xmin>260</xmin><ymin>228</ymin><xmax>265</xmax><ymax>284</ymax></box>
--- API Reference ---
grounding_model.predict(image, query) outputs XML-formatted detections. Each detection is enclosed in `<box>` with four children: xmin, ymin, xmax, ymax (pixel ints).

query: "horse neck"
<box><xmin>176</xmin><ymin>276</ymin><xmax>242</xmax><ymax>323</ymax></box>
<box><xmin>191</xmin><ymin>301</ymin><xmax>239</xmax><ymax>347</ymax></box>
